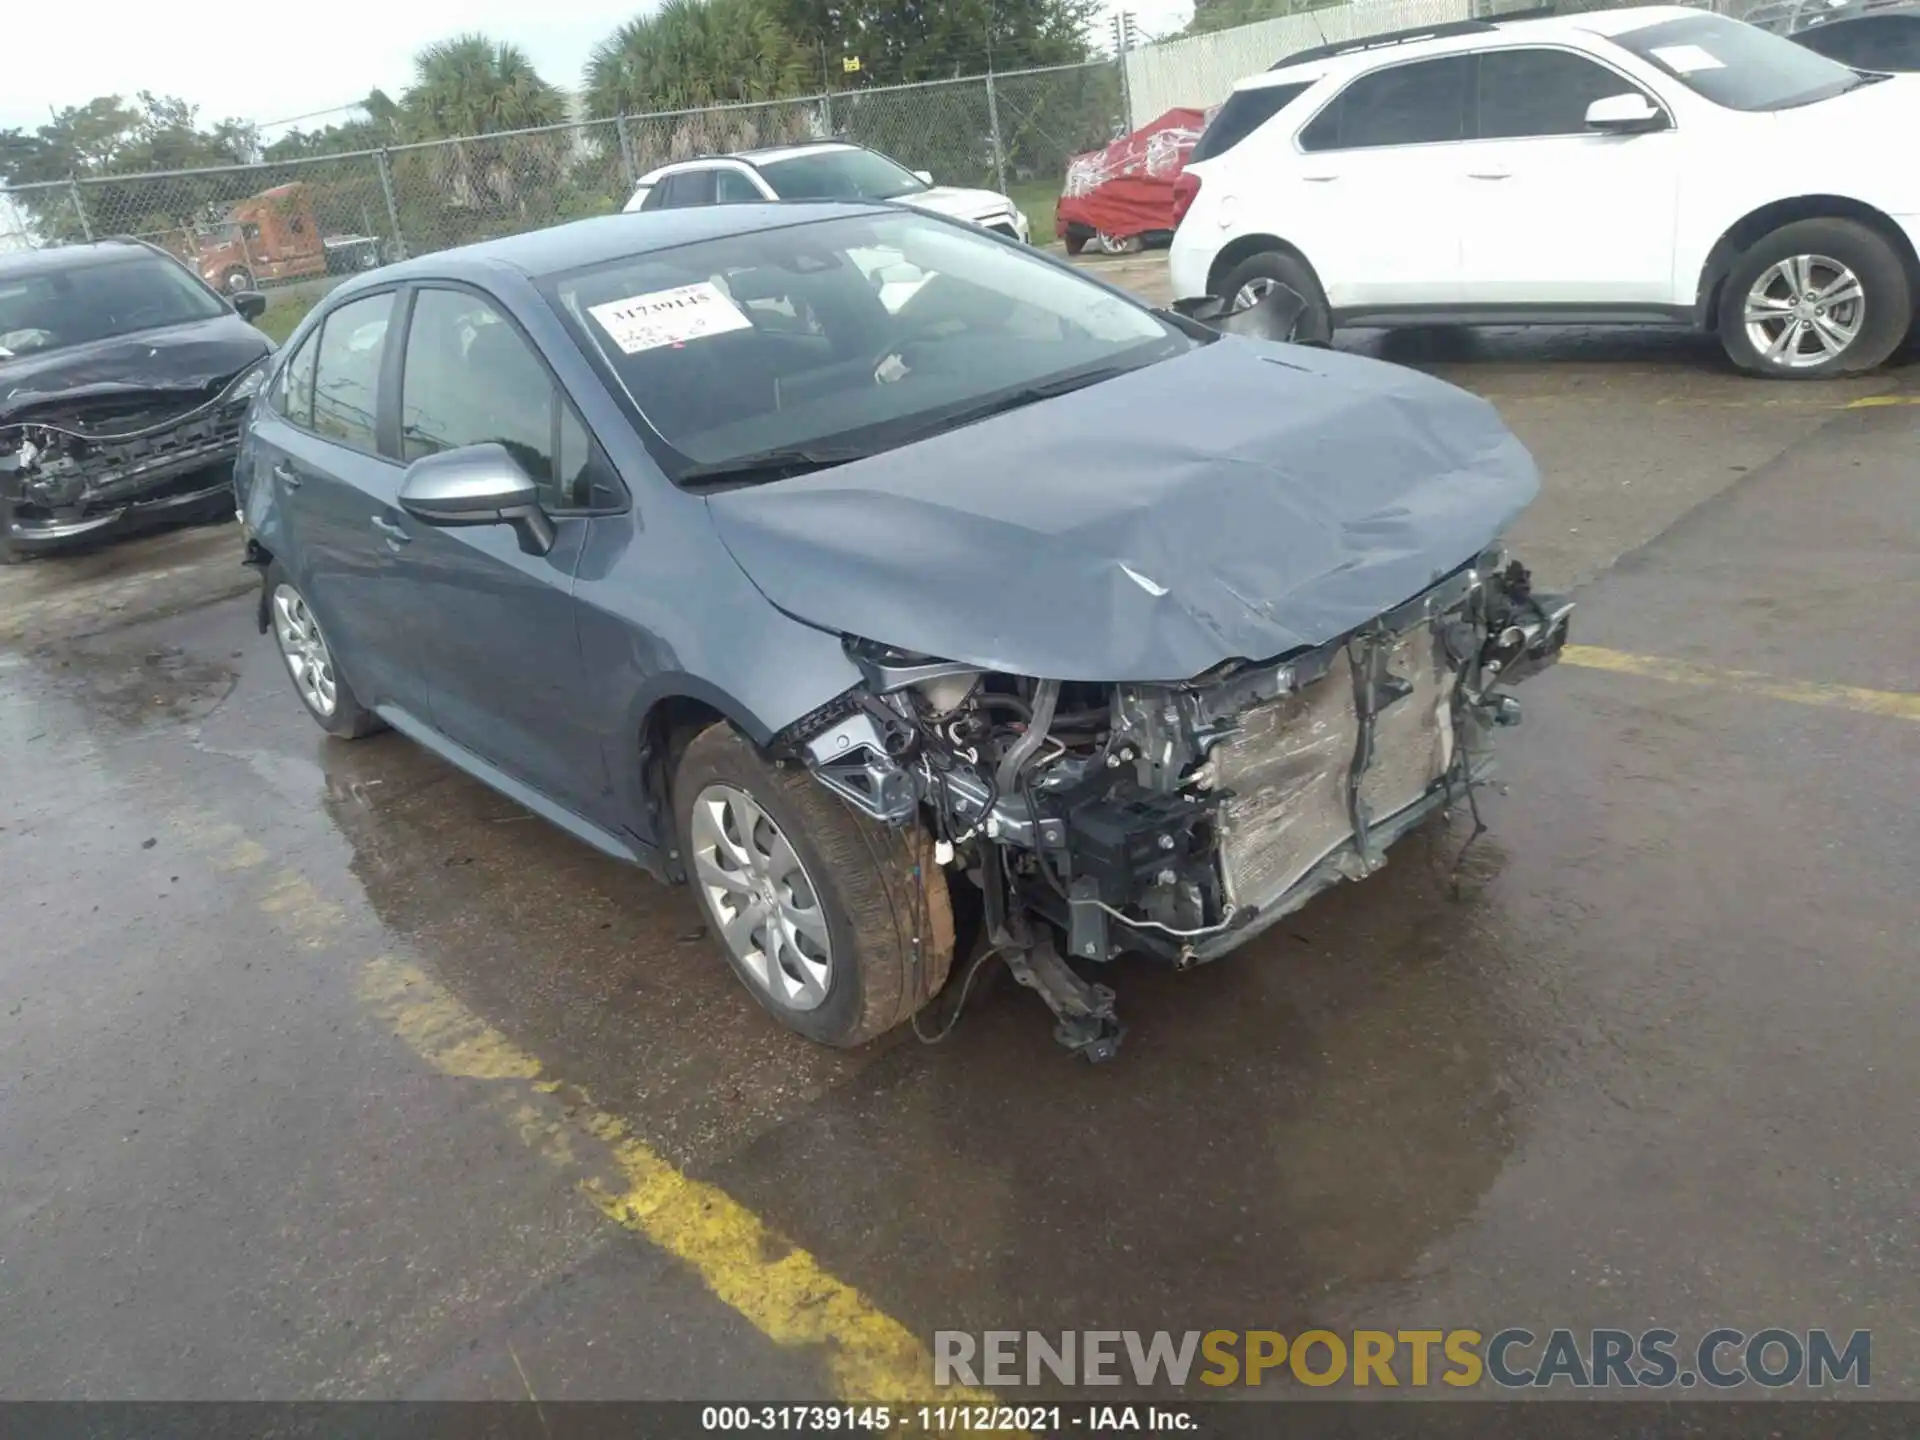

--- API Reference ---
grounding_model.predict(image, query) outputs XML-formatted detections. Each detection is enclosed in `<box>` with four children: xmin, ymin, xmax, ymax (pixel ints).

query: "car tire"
<box><xmin>1717</xmin><ymin>219</ymin><xmax>1911</xmax><ymax>379</ymax></box>
<box><xmin>1095</xmin><ymin>231</ymin><xmax>1144</xmax><ymax>256</ymax></box>
<box><xmin>674</xmin><ymin>723</ymin><xmax>954</xmax><ymax>1048</ymax></box>
<box><xmin>221</xmin><ymin>265</ymin><xmax>253</xmax><ymax>294</ymax></box>
<box><xmin>265</xmin><ymin>561</ymin><xmax>383</xmax><ymax>739</ymax></box>
<box><xmin>0</xmin><ymin>498</ymin><xmax>21</xmax><ymax>566</ymax></box>
<box><xmin>1218</xmin><ymin>249</ymin><xmax>1332</xmax><ymax>340</ymax></box>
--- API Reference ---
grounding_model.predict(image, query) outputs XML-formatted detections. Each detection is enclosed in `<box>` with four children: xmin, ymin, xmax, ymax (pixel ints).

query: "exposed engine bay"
<box><xmin>0</xmin><ymin>371</ymin><xmax>261</xmax><ymax>552</ymax></box>
<box><xmin>781</xmin><ymin>552</ymin><xmax>1571</xmax><ymax>1061</ymax></box>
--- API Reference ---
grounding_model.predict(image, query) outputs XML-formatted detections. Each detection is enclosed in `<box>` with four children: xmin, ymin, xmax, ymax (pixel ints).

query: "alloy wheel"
<box><xmin>1743</xmin><ymin>254</ymin><xmax>1865</xmax><ymax>369</ymax></box>
<box><xmin>271</xmin><ymin>583</ymin><xmax>338</xmax><ymax>718</ymax></box>
<box><xmin>1231</xmin><ymin>275</ymin><xmax>1279</xmax><ymax>312</ymax></box>
<box><xmin>689</xmin><ymin>784</ymin><xmax>834</xmax><ymax>1012</ymax></box>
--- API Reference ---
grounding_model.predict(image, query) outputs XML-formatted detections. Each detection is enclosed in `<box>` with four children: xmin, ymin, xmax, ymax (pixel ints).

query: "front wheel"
<box><xmin>1718</xmin><ymin>219</ymin><xmax>1911</xmax><ymax>378</ymax></box>
<box><xmin>674</xmin><ymin>724</ymin><xmax>953</xmax><ymax>1047</ymax></box>
<box><xmin>1218</xmin><ymin>249</ymin><xmax>1332</xmax><ymax>340</ymax></box>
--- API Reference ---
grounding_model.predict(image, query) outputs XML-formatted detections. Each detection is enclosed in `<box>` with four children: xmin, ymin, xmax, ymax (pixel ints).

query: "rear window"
<box><xmin>1189</xmin><ymin>82</ymin><xmax>1314</xmax><ymax>162</ymax></box>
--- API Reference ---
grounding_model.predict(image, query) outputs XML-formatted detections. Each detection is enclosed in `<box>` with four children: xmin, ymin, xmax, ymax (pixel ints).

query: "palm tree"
<box><xmin>584</xmin><ymin>0</ymin><xmax>812</xmax><ymax>121</ymax></box>
<box><xmin>396</xmin><ymin>35</ymin><xmax>571</xmax><ymax>217</ymax></box>
<box><xmin>400</xmin><ymin>35</ymin><xmax>569</xmax><ymax>140</ymax></box>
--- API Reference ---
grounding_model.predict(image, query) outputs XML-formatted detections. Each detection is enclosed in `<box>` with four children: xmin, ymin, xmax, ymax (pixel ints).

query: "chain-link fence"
<box><xmin>0</xmin><ymin>60</ymin><xmax>1124</xmax><ymax>284</ymax></box>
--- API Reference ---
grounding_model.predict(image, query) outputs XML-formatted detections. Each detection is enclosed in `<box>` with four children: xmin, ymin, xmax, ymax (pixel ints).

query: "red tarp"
<box><xmin>1056</xmin><ymin>106</ymin><xmax>1212</xmax><ymax>247</ymax></box>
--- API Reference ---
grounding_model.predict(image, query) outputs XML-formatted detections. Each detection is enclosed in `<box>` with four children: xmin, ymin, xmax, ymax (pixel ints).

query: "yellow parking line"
<box><xmin>356</xmin><ymin>956</ymin><xmax>971</xmax><ymax>1404</ymax></box>
<box><xmin>1845</xmin><ymin>395</ymin><xmax>1920</xmax><ymax>408</ymax></box>
<box><xmin>1560</xmin><ymin>645</ymin><xmax>1920</xmax><ymax>722</ymax></box>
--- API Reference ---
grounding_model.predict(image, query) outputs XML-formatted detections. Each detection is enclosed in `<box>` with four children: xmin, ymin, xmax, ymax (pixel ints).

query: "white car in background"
<box><xmin>1169</xmin><ymin>5</ymin><xmax>1920</xmax><ymax>377</ymax></box>
<box><xmin>623</xmin><ymin>141</ymin><xmax>1031</xmax><ymax>244</ymax></box>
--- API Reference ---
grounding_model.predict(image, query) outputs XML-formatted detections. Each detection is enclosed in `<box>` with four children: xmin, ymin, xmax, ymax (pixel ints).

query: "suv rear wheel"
<box><xmin>673</xmin><ymin>723</ymin><xmax>953</xmax><ymax>1047</ymax></box>
<box><xmin>1718</xmin><ymin>219</ymin><xmax>1911</xmax><ymax>378</ymax></box>
<box><xmin>1219</xmin><ymin>250</ymin><xmax>1331</xmax><ymax>341</ymax></box>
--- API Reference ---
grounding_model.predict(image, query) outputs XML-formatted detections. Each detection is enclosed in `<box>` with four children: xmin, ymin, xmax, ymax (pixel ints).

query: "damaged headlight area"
<box><xmin>781</xmin><ymin>553</ymin><xmax>1572</xmax><ymax>1062</ymax></box>
<box><xmin>0</xmin><ymin>358</ymin><xmax>266</xmax><ymax>552</ymax></box>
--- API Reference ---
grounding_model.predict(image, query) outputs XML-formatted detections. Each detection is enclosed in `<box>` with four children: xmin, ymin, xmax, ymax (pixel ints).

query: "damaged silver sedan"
<box><xmin>235</xmin><ymin>202</ymin><xmax>1569</xmax><ymax>1060</ymax></box>
<box><xmin>1</xmin><ymin>239</ymin><xmax>271</xmax><ymax>561</ymax></box>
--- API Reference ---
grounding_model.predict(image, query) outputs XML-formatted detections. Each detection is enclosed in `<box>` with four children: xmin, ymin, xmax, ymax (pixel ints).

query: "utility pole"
<box><xmin>1110</xmin><ymin>10</ymin><xmax>1138</xmax><ymax>134</ymax></box>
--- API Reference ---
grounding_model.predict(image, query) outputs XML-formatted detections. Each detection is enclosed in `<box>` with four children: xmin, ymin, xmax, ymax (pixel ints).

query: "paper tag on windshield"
<box><xmin>1650</xmin><ymin>43</ymin><xmax>1725</xmax><ymax>72</ymax></box>
<box><xmin>588</xmin><ymin>282</ymin><xmax>752</xmax><ymax>354</ymax></box>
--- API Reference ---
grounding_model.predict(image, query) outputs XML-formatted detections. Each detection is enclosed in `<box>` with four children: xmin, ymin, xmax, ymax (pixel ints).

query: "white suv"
<box><xmin>623</xmin><ymin>141</ymin><xmax>1031</xmax><ymax>244</ymax></box>
<box><xmin>1169</xmin><ymin>5</ymin><xmax>1920</xmax><ymax>377</ymax></box>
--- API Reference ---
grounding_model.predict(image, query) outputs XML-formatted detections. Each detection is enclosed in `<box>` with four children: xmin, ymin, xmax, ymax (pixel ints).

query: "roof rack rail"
<box><xmin>1271</xmin><ymin>18</ymin><xmax>1497</xmax><ymax>68</ymax></box>
<box><xmin>1269</xmin><ymin>6</ymin><xmax>1557</xmax><ymax>69</ymax></box>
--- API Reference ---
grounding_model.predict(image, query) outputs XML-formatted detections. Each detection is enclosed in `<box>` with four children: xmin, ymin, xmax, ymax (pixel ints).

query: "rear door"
<box><xmin>388</xmin><ymin>284</ymin><xmax>618</xmax><ymax>825</ymax></box>
<box><xmin>1290</xmin><ymin>54</ymin><xmax>1475</xmax><ymax>308</ymax></box>
<box><xmin>252</xmin><ymin>289</ymin><xmax>430</xmax><ymax>715</ymax></box>
<box><xmin>1450</xmin><ymin>47</ymin><xmax>1682</xmax><ymax>304</ymax></box>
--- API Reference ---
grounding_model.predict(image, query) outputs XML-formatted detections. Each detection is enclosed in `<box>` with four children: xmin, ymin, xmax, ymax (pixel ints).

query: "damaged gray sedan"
<box><xmin>235</xmin><ymin>203</ymin><xmax>1570</xmax><ymax>1059</ymax></box>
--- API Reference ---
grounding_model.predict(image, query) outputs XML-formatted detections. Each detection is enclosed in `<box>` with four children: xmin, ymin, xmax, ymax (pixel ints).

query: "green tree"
<box><xmin>584</xmin><ymin>0</ymin><xmax>813</xmax><ymax>118</ymax></box>
<box><xmin>398</xmin><ymin>35</ymin><xmax>569</xmax><ymax>140</ymax></box>
<box><xmin>1184</xmin><ymin>0</ymin><xmax>1343</xmax><ymax>37</ymax></box>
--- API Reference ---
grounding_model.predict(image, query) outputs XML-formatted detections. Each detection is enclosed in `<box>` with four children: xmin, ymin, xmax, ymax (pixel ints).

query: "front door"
<box><xmin>1451</xmin><ymin>48</ymin><xmax>1683</xmax><ymax>305</ymax></box>
<box><xmin>1290</xmin><ymin>53</ymin><xmax>1475</xmax><ymax>309</ymax></box>
<box><xmin>389</xmin><ymin>285</ymin><xmax>613</xmax><ymax>825</ymax></box>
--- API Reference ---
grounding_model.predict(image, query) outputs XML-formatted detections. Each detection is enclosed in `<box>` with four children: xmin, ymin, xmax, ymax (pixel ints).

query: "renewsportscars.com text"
<box><xmin>933</xmin><ymin>1328</ymin><xmax>1871</xmax><ymax>1390</ymax></box>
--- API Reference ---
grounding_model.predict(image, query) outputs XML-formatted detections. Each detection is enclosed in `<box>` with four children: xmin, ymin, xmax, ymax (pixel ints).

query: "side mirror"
<box><xmin>398</xmin><ymin>444</ymin><xmax>556</xmax><ymax>556</ymax></box>
<box><xmin>1585</xmin><ymin>92</ymin><xmax>1668</xmax><ymax>133</ymax></box>
<box><xmin>912</xmin><ymin>169</ymin><xmax>934</xmax><ymax>186</ymax></box>
<box><xmin>232</xmin><ymin>290</ymin><xmax>268</xmax><ymax>321</ymax></box>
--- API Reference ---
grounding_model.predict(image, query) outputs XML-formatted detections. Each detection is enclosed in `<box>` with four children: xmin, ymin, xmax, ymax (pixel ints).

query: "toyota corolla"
<box><xmin>234</xmin><ymin>203</ymin><xmax>1570</xmax><ymax>1059</ymax></box>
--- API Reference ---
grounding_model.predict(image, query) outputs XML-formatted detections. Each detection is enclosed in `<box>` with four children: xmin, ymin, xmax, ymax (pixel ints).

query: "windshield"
<box><xmin>549</xmin><ymin>211</ymin><xmax>1188</xmax><ymax>483</ymax></box>
<box><xmin>757</xmin><ymin>148</ymin><xmax>929</xmax><ymax>201</ymax></box>
<box><xmin>1614</xmin><ymin>12</ymin><xmax>1866</xmax><ymax>109</ymax></box>
<box><xmin>0</xmin><ymin>255</ymin><xmax>226</xmax><ymax>360</ymax></box>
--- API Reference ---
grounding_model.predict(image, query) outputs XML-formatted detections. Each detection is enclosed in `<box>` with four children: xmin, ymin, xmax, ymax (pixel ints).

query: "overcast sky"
<box><xmin>3</xmin><ymin>0</ymin><xmax>1194</xmax><ymax>139</ymax></box>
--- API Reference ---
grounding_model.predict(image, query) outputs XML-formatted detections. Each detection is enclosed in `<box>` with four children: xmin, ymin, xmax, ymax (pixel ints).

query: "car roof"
<box><xmin>345</xmin><ymin>201</ymin><xmax>890</xmax><ymax>288</ymax></box>
<box><xmin>635</xmin><ymin>141</ymin><xmax>862</xmax><ymax>185</ymax></box>
<box><xmin>1247</xmin><ymin>4</ymin><xmax>1706</xmax><ymax>89</ymax></box>
<box><xmin>0</xmin><ymin>239</ymin><xmax>172</xmax><ymax>278</ymax></box>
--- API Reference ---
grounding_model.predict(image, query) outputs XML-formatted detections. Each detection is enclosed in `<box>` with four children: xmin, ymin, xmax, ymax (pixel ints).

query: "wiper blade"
<box><xmin>910</xmin><ymin>365</ymin><xmax>1134</xmax><ymax>436</ymax></box>
<box><xmin>678</xmin><ymin>444</ymin><xmax>872</xmax><ymax>486</ymax></box>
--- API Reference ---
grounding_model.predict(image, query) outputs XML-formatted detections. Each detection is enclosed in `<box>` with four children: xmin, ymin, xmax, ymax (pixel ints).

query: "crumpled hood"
<box><xmin>706</xmin><ymin>338</ymin><xmax>1540</xmax><ymax>683</ymax></box>
<box><xmin>0</xmin><ymin>316</ymin><xmax>270</xmax><ymax>424</ymax></box>
<box><xmin>898</xmin><ymin>186</ymin><xmax>1020</xmax><ymax>224</ymax></box>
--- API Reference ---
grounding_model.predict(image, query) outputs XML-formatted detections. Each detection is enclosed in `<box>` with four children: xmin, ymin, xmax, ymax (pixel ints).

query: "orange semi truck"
<box><xmin>184</xmin><ymin>183</ymin><xmax>382</xmax><ymax>293</ymax></box>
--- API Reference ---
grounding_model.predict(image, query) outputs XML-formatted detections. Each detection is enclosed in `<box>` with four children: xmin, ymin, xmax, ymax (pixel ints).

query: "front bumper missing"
<box><xmin>4</xmin><ymin>419</ymin><xmax>241</xmax><ymax>552</ymax></box>
<box><xmin>1038</xmin><ymin>559</ymin><xmax>1572</xmax><ymax>968</ymax></box>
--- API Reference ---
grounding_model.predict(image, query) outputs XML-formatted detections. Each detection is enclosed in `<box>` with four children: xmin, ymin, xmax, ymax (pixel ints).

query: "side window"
<box><xmin>1476</xmin><ymin>49</ymin><xmax>1652</xmax><ymax>138</ymax></box>
<box><xmin>401</xmin><ymin>287</ymin><xmax>596</xmax><ymax>510</ymax></box>
<box><xmin>310</xmin><ymin>292</ymin><xmax>395</xmax><ymax>454</ymax></box>
<box><xmin>1300</xmin><ymin>55</ymin><xmax>1471</xmax><ymax>151</ymax></box>
<box><xmin>269</xmin><ymin>330</ymin><xmax>317</xmax><ymax>429</ymax></box>
<box><xmin>658</xmin><ymin>170</ymin><xmax>719</xmax><ymax>208</ymax></box>
<box><xmin>1190</xmin><ymin>82</ymin><xmax>1313</xmax><ymax>162</ymax></box>
<box><xmin>1798</xmin><ymin>16</ymin><xmax>1920</xmax><ymax>68</ymax></box>
<box><xmin>715</xmin><ymin>169</ymin><xmax>763</xmax><ymax>203</ymax></box>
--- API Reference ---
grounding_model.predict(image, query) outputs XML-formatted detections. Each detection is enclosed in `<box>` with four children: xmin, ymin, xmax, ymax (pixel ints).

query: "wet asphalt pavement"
<box><xmin>3</xmin><ymin>281</ymin><xmax>1917</xmax><ymax>1403</ymax></box>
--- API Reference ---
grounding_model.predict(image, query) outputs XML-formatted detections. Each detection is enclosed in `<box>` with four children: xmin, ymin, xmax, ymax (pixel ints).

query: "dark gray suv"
<box><xmin>237</xmin><ymin>202</ymin><xmax>1569</xmax><ymax>1059</ymax></box>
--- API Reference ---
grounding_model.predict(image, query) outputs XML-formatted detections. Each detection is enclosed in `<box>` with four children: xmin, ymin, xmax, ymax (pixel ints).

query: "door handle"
<box><xmin>272</xmin><ymin>462</ymin><xmax>302</xmax><ymax>489</ymax></box>
<box><xmin>370</xmin><ymin>515</ymin><xmax>411</xmax><ymax>545</ymax></box>
<box><xmin>1302</xmin><ymin>173</ymin><xmax>1339</xmax><ymax>183</ymax></box>
<box><xmin>1467</xmin><ymin>169</ymin><xmax>1512</xmax><ymax>180</ymax></box>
